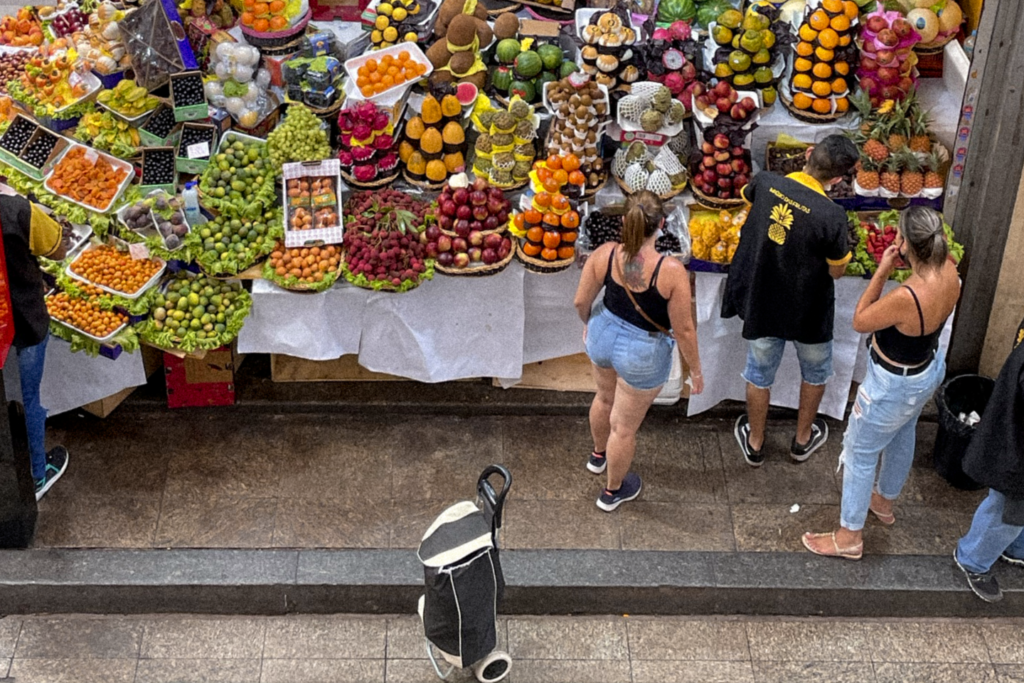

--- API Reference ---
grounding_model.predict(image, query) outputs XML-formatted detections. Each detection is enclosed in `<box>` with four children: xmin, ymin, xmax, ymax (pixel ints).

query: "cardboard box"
<box><xmin>164</xmin><ymin>343</ymin><xmax>243</xmax><ymax>408</ymax></box>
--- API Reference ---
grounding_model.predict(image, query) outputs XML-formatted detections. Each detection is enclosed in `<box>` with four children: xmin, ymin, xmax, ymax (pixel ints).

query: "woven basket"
<box><xmin>305</xmin><ymin>96</ymin><xmax>345</xmax><ymax>119</ymax></box>
<box><xmin>262</xmin><ymin>264</ymin><xmax>343</xmax><ymax>292</ymax></box>
<box><xmin>240</xmin><ymin>10</ymin><xmax>311</xmax><ymax>48</ymax></box>
<box><xmin>483</xmin><ymin>0</ymin><xmax>521</xmax><ymax>15</ymax></box>
<box><xmin>515</xmin><ymin>242</ymin><xmax>575</xmax><ymax>273</ymax></box>
<box><xmin>613</xmin><ymin>174</ymin><xmax>689</xmax><ymax>201</ymax></box>
<box><xmin>779</xmin><ymin>91</ymin><xmax>847</xmax><ymax>124</ymax></box>
<box><xmin>339</xmin><ymin>258</ymin><xmax>429</xmax><ymax>292</ymax></box>
<box><xmin>436</xmin><ymin>240</ymin><xmax>517</xmax><ymax>276</ymax></box>
<box><xmin>402</xmin><ymin>170</ymin><xmax>448</xmax><ymax>191</ymax></box>
<box><xmin>691</xmin><ymin>184</ymin><xmax>746</xmax><ymax>211</ymax></box>
<box><xmin>915</xmin><ymin>33</ymin><xmax>957</xmax><ymax>56</ymax></box>
<box><xmin>341</xmin><ymin>168</ymin><xmax>400</xmax><ymax>190</ymax></box>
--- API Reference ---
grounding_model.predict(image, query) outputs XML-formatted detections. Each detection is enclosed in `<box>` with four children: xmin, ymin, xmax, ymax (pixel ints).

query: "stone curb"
<box><xmin>0</xmin><ymin>548</ymin><xmax>1017</xmax><ymax>617</ymax></box>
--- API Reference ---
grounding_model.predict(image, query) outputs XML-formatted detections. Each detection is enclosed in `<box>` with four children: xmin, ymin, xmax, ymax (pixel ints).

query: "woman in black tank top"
<box><xmin>804</xmin><ymin>206</ymin><xmax>961</xmax><ymax>560</ymax></box>
<box><xmin>573</xmin><ymin>191</ymin><xmax>703</xmax><ymax>512</ymax></box>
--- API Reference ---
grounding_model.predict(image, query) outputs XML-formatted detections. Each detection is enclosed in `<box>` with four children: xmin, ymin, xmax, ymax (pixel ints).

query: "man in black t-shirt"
<box><xmin>0</xmin><ymin>192</ymin><xmax>70</xmax><ymax>500</ymax></box>
<box><xmin>722</xmin><ymin>135</ymin><xmax>858</xmax><ymax>468</ymax></box>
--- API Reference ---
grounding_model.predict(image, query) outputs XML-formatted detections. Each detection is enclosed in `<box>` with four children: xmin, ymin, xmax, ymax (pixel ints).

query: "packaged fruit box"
<box><xmin>175</xmin><ymin>121</ymin><xmax>217</xmax><ymax>174</ymax></box>
<box><xmin>281</xmin><ymin>159</ymin><xmax>344</xmax><ymax>248</ymax></box>
<box><xmin>43</xmin><ymin>143</ymin><xmax>135</xmax><ymax>213</ymax></box>
<box><xmin>116</xmin><ymin>190</ymin><xmax>191</xmax><ymax>253</ymax></box>
<box><xmin>66</xmin><ymin>243</ymin><xmax>166</xmax><ymax>299</ymax></box>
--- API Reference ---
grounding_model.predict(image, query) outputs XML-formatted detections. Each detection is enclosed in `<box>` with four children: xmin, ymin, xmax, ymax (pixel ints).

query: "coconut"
<box><xmin>476</xmin><ymin>21</ymin><xmax>493</xmax><ymax>48</ymax></box>
<box><xmin>426</xmin><ymin>41</ymin><xmax>453</xmax><ymax>70</ymax></box>
<box><xmin>493</xmin><ymin>12</ymin><xmax>520</xmax><ymax>40</ymax></box>
<box><xmin>449</xmin><ymin>50</ymin><xmax>476</xmax><ymax>76</ymax></box>
<box><xmin>448</xmin><ymin>14</ymin><xmax>479</xmax><ymax>49</ymax></box>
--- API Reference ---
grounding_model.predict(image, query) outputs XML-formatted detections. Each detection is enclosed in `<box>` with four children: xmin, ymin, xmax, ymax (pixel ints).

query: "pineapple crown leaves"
<box><xmin>899</xmin><ymin>150</ymin><xmax>923</xmax><ymax>174</ymax></box>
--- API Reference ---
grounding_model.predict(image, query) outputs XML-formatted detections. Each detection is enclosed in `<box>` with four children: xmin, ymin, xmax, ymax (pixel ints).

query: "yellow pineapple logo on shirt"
<box><xmin>768</xmin><ymin>204</ymin><xmax>794</xmax><ymax>245</ymax></box>
<box><xmin>1016</xmin><ymin>327</ymin><xmax>1023</xmax><ymax>349</ymax></box>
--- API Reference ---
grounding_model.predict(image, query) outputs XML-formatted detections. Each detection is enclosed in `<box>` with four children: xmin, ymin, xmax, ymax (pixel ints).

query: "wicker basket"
<box><xmin>402</xmin><ymin>170</ymin><xmax>448</xmax><ymax>191</ymax></box>
<box><xmin>779</xmin><ymin>91</ymin><xmax>848</xmax><ymax>124</ymax></box>
<box><xmin>483</xmin><ymin>0</ymin><xmax>521</xmax><ymax>15</ymax></box>
<box><xmin>915</xmin><ymin>33</ymin><xmax>958</xmax><ymax>56</ymax></box>
<box><xmin>262</xmin><ymin>265</ymin><xmax>343</xmax><ymax>292</ymax></box>
<box><xmin>436</xmin><ymin>240</ymin><xmax>517</xmax><ymax>276</ymax></box>
<box><xmin>339</xmin><ymin>259</ymin><xmax>430</xmax><ymax>292</ymax></box>
<box><xmin>341</xmin><ymin>168</ymin><xmax>400</xmax><ymax>190</ymax></box>
<box><xmin>240</xmin><ymin>10</ymin><xmax>311</xmax><ymax>48</ymax></box>
<box><xmin>613</xmin><ymin>174</ymin><xmax>689</xmax><ymax>201</ymax></box>
<box><xmin>515</xmin><ymin>242</ymin><xmax>575</xmax><ymax>273</ymax></box>
<box><xmin>691</xmin><ymin>184</ymin><xmax>746</xmax><ymax>211</ymax></box>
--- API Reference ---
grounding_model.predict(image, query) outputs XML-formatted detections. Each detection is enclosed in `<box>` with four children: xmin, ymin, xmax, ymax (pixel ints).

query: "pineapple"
<box><xmin>909</xmin><ymin>114</ymin><xmax>932</xmax><ymax>154</ymax></box>
<box><xmin>899</xmin><ymin>151</ymin><xmax>924</xmax><ymax>196</ymax></box>
<box><xmin>856</xmin><ymin>155</ymin><xmax>880</xmax><ymax>191</ymax></box>
<box><xmin>850</xmin><ymin>90</ymin><xmax>878</xmax><ymax>136</ymax></box>
<box><xmin>885</xmin><ymin>101</ymin><xmax>910</xmax><ymax>151</ymax></box>
<box><xmin>924</xmin><ymin>152</ymin><xmax>945</xmax><ymax>190</ymax></box>
<box><xmin>880</xmin><ymin>156</ymin><xmax>901</xmax><ymax>194</ymax></box>
<box><xmin>863</xmin><ymin>135</ymin><xmax>890</xmax><ymax>164</ymax></box>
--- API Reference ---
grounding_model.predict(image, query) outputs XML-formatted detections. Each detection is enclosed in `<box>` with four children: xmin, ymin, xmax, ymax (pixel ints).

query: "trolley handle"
<box><xmin>478</xmin><ymin>464</ymin><xmax>512</xmax><ymax>531</ymax></box>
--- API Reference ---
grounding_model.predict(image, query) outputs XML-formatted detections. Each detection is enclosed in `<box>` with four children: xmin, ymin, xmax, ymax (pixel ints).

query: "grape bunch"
<box><xmin>267</xmin><ymin>104</ymin><xmax>332</xmax><ymax>171</ymax></box>
<box><xmin>584</xmin><ymin>210</ymin><xmax>623</xmax><ymax>248</ymax></box>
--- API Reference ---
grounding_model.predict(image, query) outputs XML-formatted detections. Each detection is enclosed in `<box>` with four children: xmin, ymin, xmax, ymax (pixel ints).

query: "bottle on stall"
<box><xmin>183</xmin><ymin>181</ymin><xmax>206</xmax><ymax>226</ymax></box>
<box><xmin>963</xmin><ymin>30</ymin><xmax>977</xmax><ymax>59</ymax></box>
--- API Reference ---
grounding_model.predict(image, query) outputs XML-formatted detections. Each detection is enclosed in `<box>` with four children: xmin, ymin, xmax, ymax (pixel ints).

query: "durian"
<box><xmin>612</xmin><ymin>149</ymin><xmax>629</xmax><ymax>177</ymax></box>
<box><xmin>475</xmin><ymin>134</ymin><xmax>493</xmax><ymax>153</ymax></box>
<box><xmin>512</xmin><ymin>159</ymin><xmax>532</xmax><ymax>179</ymax></box>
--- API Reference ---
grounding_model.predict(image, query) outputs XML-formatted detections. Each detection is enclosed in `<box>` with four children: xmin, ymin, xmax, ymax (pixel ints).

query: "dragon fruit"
<box><xmin>353</xmin><ymin>164</ymin><xmax>377</xmax><ymax>183</ymax></box>
<box><xmin>355</xmin><ymin>101</ymin><xmax>378</xmax><ymax>124</ymax></box>
<box><xmin>338</xmin><ymin>113</ymin><xmax>354</xmax><ymax>133</ymax></box>
<box><xmin>374</xmin><ymin>133</ymin><xmax>394</xmax><ymax>150</ymax></box>
<box><xmin>376</xmin><ymin>152</ymin><xmax>398</xmax><ymax>173</ymax></box>
<box><xmin>669</xmin><ymin>21</ymin><xmax>691</xmax><ymax>41</ymax></box>
<box><xmin>664</xmin><ymin>72</ymin><xmax>686</xmax><ymax>96</ymax></box>
<box><xmin>352</xmin><ymin>145</ymin><xmax>375</xmax><ymax>163</ymax></box>
<box><xmin>338</xmin><ymin>150</ymin><xmax>354</xmax><ymax>168</ymax></box>
<box><xmin>352</xmin><ymin>123</ymin><xmax>373</xmax><ymax>145</ymax></box>
<box><xmin>373</xmin><ymin>112</ymin><xmax>390</xmax><ymax>132</ymax></box>
<box><xmin>652</xmin><ymin>27</ymin><xmax>671</xmax><ymax>41</ymax></box>
<box><xmin>339</xmin><ymin>132</ymin><xmax>353</xmax><ymax>148</ymax></box>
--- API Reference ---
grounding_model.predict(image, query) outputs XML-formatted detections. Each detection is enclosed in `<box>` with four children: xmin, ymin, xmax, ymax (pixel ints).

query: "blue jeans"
<box><xmin>586</xmin><ymin>306</ymin><xmax>675</xmax><ymax>390</ymax></box>
<box><xmin>839</xmin><ymin>349</ymin><xmax>946</xmax><ymax>531</ymax></box>
<box><xmin>743</xmin><ymin>337</ymin><xmax>833</xmax><ymax>389</ymax></box>
<box><xmin>957</xmin><ymin>489</ymin><xmax>1024</xmax><ymax>573</ymax></box>
<box><xmin>16</xmin><ymin>334</ymin><xmax>48</xmax><ymax>482</ymax></box>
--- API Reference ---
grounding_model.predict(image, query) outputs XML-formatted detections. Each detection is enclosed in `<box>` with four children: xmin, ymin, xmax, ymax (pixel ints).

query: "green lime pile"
<box><xmin>198</xmin><ymin>133</ymin><xmax>276</xmax><ymax>217</ymax></box>
<box><xmin>141</xmin><ymin>272</ymin><xmax>252</xmax><ymax>352</ymax></box>
<box><xmin>191</xmin><ymin>207</ymin><xmax>283</xmax><ymax>275</ymax></box>
<box><xmin>267</xmin><ymin>105</ymin><xmax>331</xmax><ymax>171</ymax></box>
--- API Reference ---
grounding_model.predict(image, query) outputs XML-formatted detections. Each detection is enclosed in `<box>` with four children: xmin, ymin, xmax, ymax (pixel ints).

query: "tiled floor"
<box><xmin>1</xmin><ymin>613</ymin><xmax>1023</xmax><ymax>682</ymax></box>
<box><xmin>35</xmin><ymin>414</ymin><xmax>987</xmax><ymax>554</ymax></box>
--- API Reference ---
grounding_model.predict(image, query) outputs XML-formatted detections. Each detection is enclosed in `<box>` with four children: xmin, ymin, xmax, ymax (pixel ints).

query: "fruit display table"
<box><xmin>2</xmin><ymin>336</ymin><xmax>147</xmax><ymax>416</ymax></box>
<box><xmin>688</xmin><ymin>272</ymin><xmax>953</xmax><ymax>420</ymax></box>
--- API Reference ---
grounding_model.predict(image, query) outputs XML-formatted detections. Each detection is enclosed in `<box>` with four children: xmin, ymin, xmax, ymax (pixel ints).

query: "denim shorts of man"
<box><xmin>722</xmin><ymin>135</ymin><xmax>858</xmax><ymax>467</ymax></box>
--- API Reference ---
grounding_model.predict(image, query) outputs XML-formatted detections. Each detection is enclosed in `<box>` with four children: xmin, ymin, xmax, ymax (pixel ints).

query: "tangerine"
<box><xmin>562</xmin><ymin>154</ymin><xmax>580</xmax><ymax>172</ymax></box>
<box><xmin>524</xmin><ymin>208</ymin><xmax>542</xmax><ymax>224</ymax></box>
<box><xmin>813</xmin><ymin>62</ymin><xmax>832</xmax><ymax>79</ymax></box>
<box><xmin>795</xmin><ymin>58</ymin><xmax>813</xmax><ymax>73</ymax></box>
<box><xmin>796</xmin><ymin>41</ymin><xmax>814</xmax><ymax>57</ymax></box>
<box><xmin>568</xmin><ymin>170</ymin><xmax>585</xmax><ymax>186</ymax></box>
<box><xmin>526</xmin><ymin>226</ymin><xmax>544</xmax><ymax>242</ymax></box>
<box><xmin>533</xmin><ymin>192</ymin><xmax>551</xmax><ymax>209</ymax></box>
<box><xmin>536</xmin><ymin>167</ymin><xmax>553</xmax><ymax>184</ymax></box>
<box><xmin>269</xmin><ymin>15</ymin><xmax>287</xmax><ymax>29</ymax></box>
<box><xmin>831</xmin><ymin>78</ymin><xmax>847</xmax><ymax>95</ymax></box>
<box><xmin>551</xmin><ymin>194</ymin><xmax>569</xmax><ymax>212</ymax></box>
<box><xmin>553</xmin><ymin>168</ymin><xmax>569</xmax><ymax>186</ymax></box>
<box><xmin>540</xmin><ymin>247</ymin><xmax>558</xmax><ymax>261</ymax></box>
<box><xmin>542</xmin><ymin>231</ymin><xmax>561</xmax><ymax>248</ymax></box>
<box><xmin>269</xmin><ymin>0</ymin><xmax>285</xmax><ymax>11</ymax></box>
<box><xmin>557</xmin><ymin>246</ymin><xmax>575</xmax><ymax>260</ymax></box>
<box><xmin>542</xmin><ymin>178</ymin><xmax>561</xmax><ymax>194</ymax></box>
<box><xmin>809</xmin><ymin>10</ymin><xmax>829</xmax><ymax>31</ymax></box>
<box><xmin>830</xmin><ymin>15</ymin><xmax>850</xmax><ymax>32</ymax></box>
<box><xmin>835</xmin><ymin>96</ymin><xmax>849</xmax><ymax>113</ymax></box>
<box><xmin>253</xmin><ymin>2</ymin><xmax>269</xmax><ymax>15</ymax></box>
<box><xmin>542</xmin><ymin>212</ymin><xmax>560</xmax><ymax>227</ymax></box>
<box><xmin>843</xmin><ymin>1</ymin><xmax>858</xmax><ymax>20</ymax></box>
<box><xmin>792</xmin><ymin>74</ymin><xmax>812</xmax><ymax>91</ymax></box>
<box><xmin>793</xmin><ymin>92</ymin><xmax>813</xmax><ymax>110</ymax></box>
<box><xmin>811</xmin><ymin>80</ymin><xmax>832</xmax><ymax>97</ymax></box>
<box><xmin>822</xmin><ymin>0</ymin><xmax>843</xmax><ymax>14</ymax></box>
<box><xmin>561</xmin><ymin>230</ymin><xmax>578</xmax><ymax>243</ymax></box>
<box><xmin>815</xmin><ymin>46</ymin><xmax>835</xmax><ymax>62</ymax></box>
<box><xmin>241</xmin><ymin>11</ymin><xmax>254</xmax><ymax>25</ymax></box>
<box><xmin>818</xmin><ymin>27</ymin><xmax>839</xmax><ymax>49</ymax></box>
<box><xmin>546</xmin><ymin>155</ymin><xmax>562</xmax><ymax>170</ymax></box>
<box><xmin>812</xmin><ymin>98</ymin><xmax>833</xmax><ymax>114</ymax></box>
<box><xmin>253</xmin><ymin>17</ymin><xmax>270</xmax><ymax>32</ymax></box>
<box><xmin>799</xmin><ymin>25</ymin><xmax>818</xmax><ymax>42</ymax></box>
<box><xmin>835</xmin><ymin>61</ymin><xmax>850</xmax><ymax>76</ymax></box>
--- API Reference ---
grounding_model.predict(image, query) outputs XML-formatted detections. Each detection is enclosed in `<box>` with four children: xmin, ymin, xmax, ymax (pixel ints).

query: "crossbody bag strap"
<box><xmin>614</xmin><ymin>251</ymin><xmax>671</xmax><ymax>335</ymax></box>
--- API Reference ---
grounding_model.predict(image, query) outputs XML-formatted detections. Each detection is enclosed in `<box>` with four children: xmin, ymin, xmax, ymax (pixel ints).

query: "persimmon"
<box><xmin>545</xmin><ymin>155</ymin><xmax>562</xmax><ymax>170</ymax></box>
<box><xmin>540</xmin><ymin>247</ymin><xmax>558</xmax><ymax>261</ymax></box>
<box><xmin>533</xmin><ymin>192</ymin><xmax>551</xmax><ymax>209</ymax></box>
<box><xmin>542</xmin><ymin>231</ymin><xmax>561</xmax><ymax>248</ymax></box>
<box><xmin>541</xmin><ymin>212</ymin><xmax>560</xmax><ymax>227</ymax></box>
<box><xmin>524</xmin><ymin>208</ymin><xmax>542</xmax><ymax>225</ymax></box>
<box><xmin>562</xmin><ymin>154</ymin><xmax>580</xmax><ymax>172</ymax></box>
<box><xmin>522</xmin><ymin>242</ymin><xmax>542</xmax><ymax>257</ymax></box>
<box><xmin>526</xmin><ymin>226</ymin><xmax>544</xmax><ymax>243</ymax></box>
<box><xmin>557</xmin><ymin>246</ymin><xmax>574</xmax><ymax>260</ymax></box>
<box><xmin>560</xmin><ymin>211</ymin><xmax>579</xmax><ymax>229</ymax></box>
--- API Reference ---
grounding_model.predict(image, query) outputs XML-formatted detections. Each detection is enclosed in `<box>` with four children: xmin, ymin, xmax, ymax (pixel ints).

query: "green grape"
<box><xmin>267</xmin><ymin>104</ymin><xmax>332</xmax><ymax>171</ymax></box>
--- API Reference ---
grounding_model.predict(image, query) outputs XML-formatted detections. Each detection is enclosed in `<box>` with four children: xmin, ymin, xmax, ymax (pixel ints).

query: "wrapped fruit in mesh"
<box><xmin>654</xmin><ymin>146</ymin><xmax>684</xmax><ymax>176</ymax></box>
<box><xmin>647</xmin><ymin>169</ymin><xmax>672</xmax><ymax>195</ymax></box>
<box><xmin>618</xmin><ymin>94</ymin><xmax>645</xmax><ymax>123</ymax></box>
<box><xmin>624</xmin><ymin>165</ymin><xmax>649</xmax><ymax>193</ymax></box>
<box><xmin>629</xmin><ymin>82</ymin><xmax>663</xmax><ymax>101</ymax></box>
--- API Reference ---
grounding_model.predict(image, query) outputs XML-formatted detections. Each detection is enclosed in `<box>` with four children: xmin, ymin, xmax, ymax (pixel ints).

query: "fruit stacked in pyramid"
<box><xmin>788</xmin><ymin>0</ymin><xmax>859</xmax><ymax>116</ymax></box>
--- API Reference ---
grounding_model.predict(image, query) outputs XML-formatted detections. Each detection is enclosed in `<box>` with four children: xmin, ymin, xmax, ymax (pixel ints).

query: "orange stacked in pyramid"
<box><xmin>789</xmin><ymin>0</ymin><xmax>858</xmax><ymax>116</ymax></box>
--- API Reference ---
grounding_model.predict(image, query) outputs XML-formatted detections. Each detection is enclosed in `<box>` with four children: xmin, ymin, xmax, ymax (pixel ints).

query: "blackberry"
<box><xmin>0</xmin><ymin>117</ymin><xmax>36</xmax><ymax>154</ymax></box>
<box><xmin>21</xmin><ymin>131</ymin><xmax>57</xmax><ymax>168</ymax></box>
<box><xmin>584</xmin><ymin>210</ymin><xmax>623</xmax><ymax>248</ymax></box>
<box><xmin>142</xmin><ymin>148</ymin><xmax>175</xmax><ymax>185</ymax></box>
<box><xmin>171</xmin><ymin>72</ymin><xmax>206</xmax><ymax>107</ymax></box>
<box><xmin>142</xmin><ymin>106</ymin><xmax>176</xmax><ymax>140</ymax></box>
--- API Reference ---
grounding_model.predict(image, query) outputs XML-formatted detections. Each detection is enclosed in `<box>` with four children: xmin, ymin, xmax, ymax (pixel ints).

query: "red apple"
<box><xmin>453</xmin><ymin>252</ymin><xmax>470</xmax><ymax>268</ymax></box>
<box><xmin>484</xmin><ymin>233</ymin><xmax>503</xmax><ymax>250</ymax></box>
<box><xmin>437</xmin><ymin>235</ymin><xmax>452</xmax><ymax>252</ymax></box>
<box><xmin>716</xmin><ymin>97</ymin><xmax>732</xmax><ymax>113</ymax></box>
<box><xmin>482</xmin><ymin>248</ymin><xmax>498</xmax><ymax>265</ymax></box>
<box><xmin>470</xmin><ymin>190</ymin><xmax>488</xmax><ymax>206</ymax></box>
<box><xmin>456</xmin><ymin>204</ymin><xmax>472</xmax><ymax>220</ymax></box>
<box><xmin>425</xmin><ymin>225</ymin><xmax>441</xmax><ymax>241</ymax></box>
<box><xmin>473</xmin><ymin>205</ymin><xmax>490</xmax><ymax>221</ymax></box>
<box><xmin>484</xmin><ymin>215</ymin><xmax>500</xmax><ymax>231</ymax></box>
<box><xmin>454</xmin><ymin>219</ymin><xmax>470</xmax><ymax>237</ymax></box>
<box><xmin>452</xmin><ymin>237</ymin><xmax>468</xmax><ymax>253</ymax></box>
<box><xmin>866</xmin><ymin>15</ymin><xmax>888</xmax><ymax>33</ymax></box>
<box><xmin>468</xmin><ymin>230</ymin><xmax>484</xmax><ymax>246</ymax></box>
<box><xmin>877</xmin><ymin>28</ymin><xmax>898</xmax><ymax>47</ymax></box>
<box><xmin>438</xmin><ymin>252</ymin><xmax>454</xmax><ymax>266</ymax></box>
<box><xmin>740</xmin><ymin>97</ymin><xmax>756</xmax><ymax>112</ymax></box>
<box><xmin>452</xmin><ymin>188</ymin><xmax>469</xmax><ymax>205</ymax></box>
<box><xmin>468</xmin><ymin>247</ymin><xmax>483</xmax><ymax>262</ymax></box>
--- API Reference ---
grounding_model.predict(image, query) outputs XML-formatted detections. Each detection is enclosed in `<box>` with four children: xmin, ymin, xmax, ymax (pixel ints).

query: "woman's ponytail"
<box><xmin>620</xmin><ymin>190</ymin><xmax>664</xmax><ymax>261</ymax></box>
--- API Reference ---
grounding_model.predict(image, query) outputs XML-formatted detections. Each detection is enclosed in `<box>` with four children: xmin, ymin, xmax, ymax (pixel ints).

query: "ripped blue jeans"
<box><xmin>839</xmin><ymin>349</ymin><xmax>946</xmax><ymax>531</ymax></box>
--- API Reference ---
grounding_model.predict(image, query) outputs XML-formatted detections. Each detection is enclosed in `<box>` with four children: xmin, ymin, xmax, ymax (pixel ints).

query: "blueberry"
<box><xmin>143</xmin><ymin>107</ymin><xmax>176</xmax><ymax>139</ymax></box>
<box><xmin>142</xmin><ymin>149</ymin><xmax>176</xmax><ymax>184</ymax></box>
<box><xmin>172</xmin><ymin>73</ymin><xmax>206</xmax><ymax>107</ymax></box>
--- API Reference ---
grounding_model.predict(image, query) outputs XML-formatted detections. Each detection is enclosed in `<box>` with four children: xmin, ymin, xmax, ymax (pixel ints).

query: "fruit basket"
<box><xmin>435</xmin><ymin>238</ymin><xmax>516</xmax><ymax>276</ymax></box>
<box><xmin>197</xmin><ymin>131</ymin><xmax>277</xmax><ymax>218</ymax></box>
<box><xmin>138</xmin><ymin>270</ymin><xmax>252</xmax><ymax>353</ymax></box>
<box><xmin>43</xmin><ymin>144</ymin><xmax>135</xmax><ymax>214</ymax></box>
<box><xmin>514</xmin><ymin>241</ymin><xmax>575</xmax><ymax>273</ymax></box>
<box><xmin>240</xmin><ymin>8</ymin><xmax>312</xmax><ymax>49</ymax></box>
<box><xmin>262</xmin><ymin>242</ymin><xmax>343</xmax><ymax>292</ymax></box>
<box><xmin>65</xmin><ymin>243</ymin><xmax>167</xmax><ymax>300</ymax></box>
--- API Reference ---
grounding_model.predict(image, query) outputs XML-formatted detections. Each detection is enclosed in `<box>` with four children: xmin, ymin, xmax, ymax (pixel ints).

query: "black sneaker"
<box><xmin>791</xmin><ymin>418</ymin><xmax>829</xmax><ymax>463</ymax></box>
<box><xmin>587</xmin><ymin>451</ymin><xmax>607</xmax><ymax>475</ymax></box>
<box><xmin>955</xmin><ymin>548</ymin><xmax>1003</xmax><ymax>603</ymax></box>
<box><xmin>735</xmin><ymin>415</ymin><xmax>764</xmax><ymax>468</ymax></box>
<box><xmin>1001</xmin><ymin>553</ymin><xmax>1024</xmax><ymax>567</ymax></box>
<box><xmin>596</xmin><ymin>472</ymin><xmax>642</xmax><ymax>512</ymax></box>
<box><xmin>34</xmin><ymin>446</ymin><xmax>69</xmax><ymax>501</ymax></box>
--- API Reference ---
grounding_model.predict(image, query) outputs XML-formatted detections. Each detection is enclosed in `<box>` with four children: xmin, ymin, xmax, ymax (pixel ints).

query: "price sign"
<box><xmin>186</xmin><ymin>141</ymin><xmax>210</xmax><ymax>159</ymax></box>
<box><xmin>128</xmin><ymin>242</ymin><xmax>150</xmax><ymax>260</ymax></box>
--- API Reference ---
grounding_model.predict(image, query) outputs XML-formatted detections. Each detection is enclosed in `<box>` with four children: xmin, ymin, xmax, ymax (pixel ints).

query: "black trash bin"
<box><xmin>933</xmin><ymin>374</ymin><xmax>995</xmax><ymax>491</ymax></box>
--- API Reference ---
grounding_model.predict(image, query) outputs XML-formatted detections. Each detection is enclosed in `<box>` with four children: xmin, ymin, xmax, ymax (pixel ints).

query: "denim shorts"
<box><xmin>743</xmin><ymin>337</ymin><xmax>833</xmax><ymax>389</ymax></box>
<box><xmin>586</xmin><ymin>306</ymin><xmax>674</xmax><ymax>390</ymax></box>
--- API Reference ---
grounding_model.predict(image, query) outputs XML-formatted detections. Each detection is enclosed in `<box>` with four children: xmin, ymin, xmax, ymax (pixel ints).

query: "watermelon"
<box><xmin>559</xmin><ymin>61</ymin><xmax>579</xmax><ymax>78</ymax></box>
<box><xmin>509</xmin><ymin>78</ymin><xmax>536</xmax><ymax>103</ymax></box>
<box><xmin>514</xmin><ymin>51</ymin><xmax>543</xmax><ymax>79</ymax></box>
<box><xmin>695</xmin><ymin>0</ymin><xmax>733</xmax><ymax>28</ymax></box>
<box><xmin>496</xmin><ymin>38</ymin><xmax>521</xmax><ymax>65</ymax></box>
<box><xmin>656</xmin><ymin>0</ymin><xmax>696</xmax><ymax>24</ymax></box>
<box><xmin>537</xmin><ymin>44</ymin><xmax>563</xmax><ymax>72</ymax></box>
<box><xmin>536</xmin><ymin>71</ymin><xmax>558</xmax><ymax>92</ymax></box>
<box><xmin>490</xmin><ymin>65</ymin><xmax>514</xmax><ymax>93</ymax></box>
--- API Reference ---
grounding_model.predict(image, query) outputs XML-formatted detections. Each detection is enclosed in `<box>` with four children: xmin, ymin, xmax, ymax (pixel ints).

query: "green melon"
<box><xmin>490</xmin><ymin>65</ymin><xmax>514</xmax><ymax>93</ymax></box>
<box><xmin>495</xmin><ymin>38</ymin><xmax>521</xmax><ymax>65</ymax></box>
<box><xmin>509</xmin><ymin>78</ymin><xmax>536</xmax><ymax>103</ymax></box>
<box><xmin>513</xmin><ymin>51</ymin><xmax>543</xmax><ymax>79</ymax></box>
<box><xmin>537</xmin><ymin>43</ymin><xmax>563</xmax><ymax>72</ymax></box>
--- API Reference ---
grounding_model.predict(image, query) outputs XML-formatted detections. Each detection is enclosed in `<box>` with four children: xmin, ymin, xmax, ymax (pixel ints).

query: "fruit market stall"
<box><xmin>0</xmin><ymin>0</ymin><xmax>984</xmax><ymax>414</ymax></box>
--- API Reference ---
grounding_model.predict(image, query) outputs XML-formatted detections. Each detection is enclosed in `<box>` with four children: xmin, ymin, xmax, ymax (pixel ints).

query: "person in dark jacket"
<box><xmin>0</xmin><ymin>192</ymin><xmax>69</xmax><ymax>500</ymax></box>
<box><xmin>954</xmin><ymin>315</ymin><xmax>1024</xmax><ymax>602</ymax></box>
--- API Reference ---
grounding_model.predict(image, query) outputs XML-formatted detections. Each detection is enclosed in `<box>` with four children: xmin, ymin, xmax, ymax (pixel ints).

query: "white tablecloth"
<box><xmin>239</xmin><ymin>262</ymin><xmax>586</xmax><ymax>384</ymax></box>
<box><xmin>3</xmin><ymin>337</ymin><xmax>147</xmax><ymax>416</ymax></box>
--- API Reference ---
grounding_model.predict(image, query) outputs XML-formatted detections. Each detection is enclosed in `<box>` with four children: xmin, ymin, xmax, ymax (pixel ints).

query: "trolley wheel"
<box><xmin>473</xmin><ymin>650</ymin><xmax>512</xmax><ymax>683</ymax></box>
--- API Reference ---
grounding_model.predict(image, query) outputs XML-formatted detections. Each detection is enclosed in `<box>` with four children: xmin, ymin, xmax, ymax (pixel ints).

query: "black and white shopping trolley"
<box><xmin>417</xmin><ymin>465</ymin><xmax>512</xmax><ymax>683</ymax></box>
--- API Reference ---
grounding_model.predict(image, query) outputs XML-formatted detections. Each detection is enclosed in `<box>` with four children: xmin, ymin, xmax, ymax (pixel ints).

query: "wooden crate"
<box><xmin>271</xmin><ymin>354</ymin><xmax>407</xmax><ymax>382</ymax></box>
